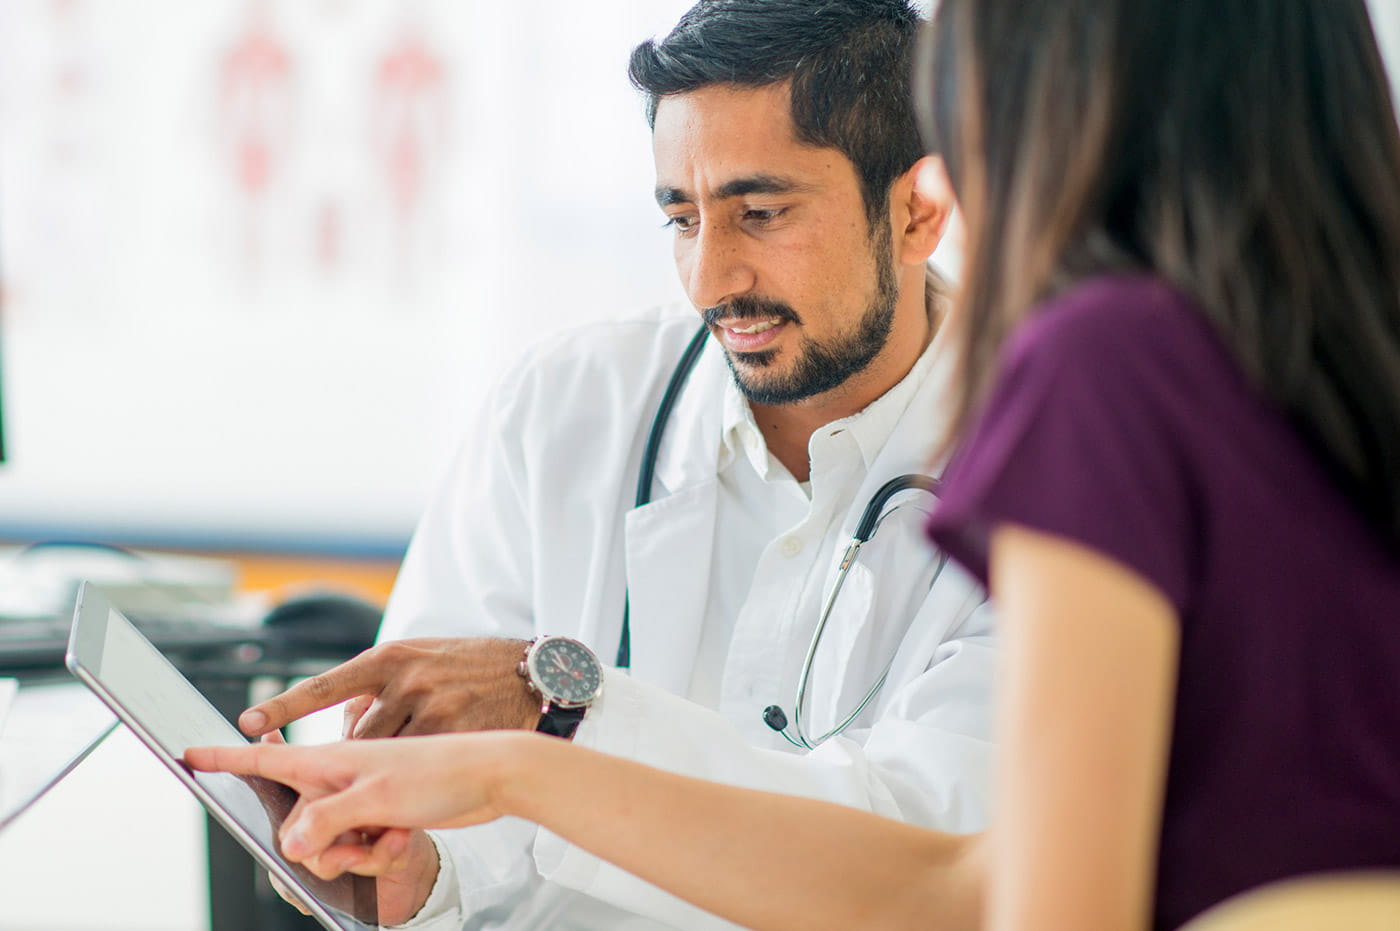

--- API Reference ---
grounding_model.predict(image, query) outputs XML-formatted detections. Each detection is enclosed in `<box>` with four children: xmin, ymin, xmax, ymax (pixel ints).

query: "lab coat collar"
<box><xmin>829</xmin><ymin>327</ymin><xmax>944</xmax><ymax>472</ymax></box>
<box><xmin>651</xmin><ymin>333</ymin><xmax>732</xmax><ymax>496</ymax></box>
<box><xmin>850</xmin><ymin>318</ymin><xmax>959</xmax><ymax>501</ymax></box>
<box><xmin>718</xmin><ymin>373</ymin><xmax>762</xmax><ymax>478</ymax></box>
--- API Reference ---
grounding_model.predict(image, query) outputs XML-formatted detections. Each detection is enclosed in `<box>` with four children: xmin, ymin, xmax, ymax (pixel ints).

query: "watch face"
<box><xmin>528</xmin><ymin>638</ymin><xmax>602</xmax><ymax>708</ymax></box>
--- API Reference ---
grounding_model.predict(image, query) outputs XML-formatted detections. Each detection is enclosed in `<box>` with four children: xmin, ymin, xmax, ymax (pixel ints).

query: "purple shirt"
<box><xmin>927</xmin><ymin>275</ymin><xmax>1400</xmax><ymax>929</ymax></box>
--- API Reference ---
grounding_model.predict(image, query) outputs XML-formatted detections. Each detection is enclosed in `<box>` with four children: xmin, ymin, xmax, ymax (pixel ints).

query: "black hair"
<box><xmin>629</xmin><ymin>0</ymin><xmax>924</xmax><ymax>227</ymax></box>
<box><xmin>920</xmin><ymin>0</ymin><xmax>1400</xmax><ymax>547</ymax></box>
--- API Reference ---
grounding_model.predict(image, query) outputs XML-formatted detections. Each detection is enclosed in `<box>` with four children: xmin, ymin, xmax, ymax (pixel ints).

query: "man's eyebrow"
<box><xmin>655</xmin><ymin>187</ymin><xmax>691</xmax><ymax>208</ymax></box>
<box><xmin>715</xmin><ymin>175</ymin><xmax>812</xmax><ymax>200</ymax></box>
<box><xmin>654</xmin><ymin>174</ymin><xmax>814</xmax><ymax>208</ymax></box>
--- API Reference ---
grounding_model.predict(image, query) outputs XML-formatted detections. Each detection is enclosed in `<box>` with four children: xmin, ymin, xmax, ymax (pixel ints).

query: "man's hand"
<box><xmin>294</xmin><ymin>828</ymin><xmax>441</xmax><ymax>926</ymax></box>
<box><xmin>238</xmin><ymin>638</ymin><xmax>543</xmax><ymax>739</ymax></box>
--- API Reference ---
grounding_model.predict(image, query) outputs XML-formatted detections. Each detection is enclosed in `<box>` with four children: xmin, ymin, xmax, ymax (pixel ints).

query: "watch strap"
<box><xmin>536</xmin><ymin>704</ymin><xmax>587</xmax><ymax>740</ymax></box>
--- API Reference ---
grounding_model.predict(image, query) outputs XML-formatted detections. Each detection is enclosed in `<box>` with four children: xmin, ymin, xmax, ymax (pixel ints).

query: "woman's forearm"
<box><xmin>491</xmin><ymin>735</ymin><xmax>982</xmax><ymax>931</ymax></box>
<box><xmin>188</xmin><ymin>730</ymin><xmax>982</xmax><ymax>928</ymax></box>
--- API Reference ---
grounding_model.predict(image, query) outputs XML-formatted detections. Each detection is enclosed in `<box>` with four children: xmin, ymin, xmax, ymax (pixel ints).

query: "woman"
<box><xmin>189</xmin><ymin>1</ymin><xmax>1400</xmax><ymax>928</ymax></box>
<box><xmin>914</xmin><ymin>0</ymin><xmax>1400</xmax><ymax>926</ymax></box>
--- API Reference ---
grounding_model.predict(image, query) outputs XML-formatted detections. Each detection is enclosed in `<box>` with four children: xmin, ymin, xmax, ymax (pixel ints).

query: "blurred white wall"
<box><xmin>1374</xmin><ymin>0</ymin><xmax>1400</xmax><ymax>103</ymax></box>
<box><xmin>0</xmin><ymin>0</ymin><xmax>693</xmax><ymax>552</ymax></box>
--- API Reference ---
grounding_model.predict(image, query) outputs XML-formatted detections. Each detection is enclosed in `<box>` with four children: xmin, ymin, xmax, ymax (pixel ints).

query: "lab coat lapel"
<box><xmin>622</xmin><ymin>338</ymin><xmax>728</xmax><ymax>693</ymax></box>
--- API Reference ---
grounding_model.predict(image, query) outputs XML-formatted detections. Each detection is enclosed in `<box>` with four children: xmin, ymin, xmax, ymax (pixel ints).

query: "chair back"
<box><xmin>1181</xmin><ymin>872</ymin><xmax>1400</xmax><ymax>931</ymax></box>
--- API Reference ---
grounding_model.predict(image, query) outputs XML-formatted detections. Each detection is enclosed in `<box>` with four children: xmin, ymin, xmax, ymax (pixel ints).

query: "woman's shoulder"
<box><xmin>1000</xmin><ymin>274</ymin><xmax>1236</xmax><ymax>408</ymax></box>
<box><xmin>1013</xmin><ymin>274</ymin><xmax>1212</xmax><ymax>365</ymax></box>
<box><xmin>930</xmin><ymin>274</ymin><xmax>1216</xmax><ymax>600</ymax></box>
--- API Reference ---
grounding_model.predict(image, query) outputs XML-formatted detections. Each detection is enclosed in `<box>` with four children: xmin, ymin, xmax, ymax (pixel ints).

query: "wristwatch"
<box><xmin>517</xmin><ymin>636</ymin><xmax>604</xmax><ymax>739</ymax></box>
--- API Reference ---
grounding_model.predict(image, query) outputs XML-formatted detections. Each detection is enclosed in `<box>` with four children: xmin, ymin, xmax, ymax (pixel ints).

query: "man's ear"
<box><xmin>893</xmin><ymin>155</ymin><xmax>955</xmax><ymax>266</ymax></box>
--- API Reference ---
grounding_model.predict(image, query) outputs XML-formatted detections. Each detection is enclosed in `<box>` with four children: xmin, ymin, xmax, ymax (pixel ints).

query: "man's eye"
<box><xmin>663</xmin><ymin>215</ymin><xmax>697</xmax><ymax>232</ymax></box>
<box><xmin>744</xmin><ymin>208</ymin><xmax>784</xmax><ymax>224</ymax></box>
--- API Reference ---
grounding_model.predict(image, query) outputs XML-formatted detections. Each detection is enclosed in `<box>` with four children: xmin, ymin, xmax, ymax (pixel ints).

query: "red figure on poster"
<box><xmin>371</xmin><ymin>23</ymin><xmax>449</xmax><ymax>279</ymax></box>
<box><xmin>217</xmin><ymin>2</ymin><xmax>295</xmax><ymax>274</ymax></box>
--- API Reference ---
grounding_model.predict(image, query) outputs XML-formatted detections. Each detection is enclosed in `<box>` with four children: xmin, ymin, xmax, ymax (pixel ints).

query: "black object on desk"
<box><xmin>260</xmin><ymin>592</ymin><xmax>384</xmax><ymax>659</ymax></box>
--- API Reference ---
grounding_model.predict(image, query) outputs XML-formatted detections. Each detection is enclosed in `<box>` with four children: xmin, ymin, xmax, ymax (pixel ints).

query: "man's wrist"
<box><xmin>386</xmin><ymin>828</ymin><xmax>456</xmax><ymax>929</ymax></box>
<box><xmin>382</xmin><ymin>831</ymin><xmax>447</xmax><ymax>929</ymax></box>
<box><xmin>495</xmin><ymin>637</ymin><xmax>543</xmax><ymax>731</ymax></box>
<box><xmin>513</xmin><ymin>638</ymin><xmax>545</xmax><ymax>730</ymax></box>
<box><xmin>518</xmin><ymin>693</ymin><xmax>547</xmax><ymax>732</ymax></box>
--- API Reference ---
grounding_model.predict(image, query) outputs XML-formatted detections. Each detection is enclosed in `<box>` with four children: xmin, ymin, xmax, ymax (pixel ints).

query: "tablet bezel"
<box><xmin>65</xmin><ymin>582</ymin><xmax>378</xmax><ymax>931</ymax></box>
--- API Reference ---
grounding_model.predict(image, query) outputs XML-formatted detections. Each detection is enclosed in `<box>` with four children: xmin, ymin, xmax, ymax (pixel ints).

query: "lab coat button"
<box><xmin>780</xmin><ymin>536</ymin><xmax>803</xmax><ymax>558</ymax></box>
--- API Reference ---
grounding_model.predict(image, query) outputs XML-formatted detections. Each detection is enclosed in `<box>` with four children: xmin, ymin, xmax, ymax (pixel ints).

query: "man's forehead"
<box><xmin>653</xmin><ymin>81</ymin><xmax>797</xmax><ymax>131</ymax></box>
<box><xmin>650</xmin><ymin>84</ymin><xmax>850</xmax><ymax>205</ymax></box>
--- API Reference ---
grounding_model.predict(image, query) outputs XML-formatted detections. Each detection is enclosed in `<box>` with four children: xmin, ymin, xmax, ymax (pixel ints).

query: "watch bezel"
<box><xmin>523</xmin><ymin>636</ymin><xmax>603</xmax><ymax>709</ymax></box>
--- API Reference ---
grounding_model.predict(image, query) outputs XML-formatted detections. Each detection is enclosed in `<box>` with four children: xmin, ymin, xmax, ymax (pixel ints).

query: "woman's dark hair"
<box><xmin>629</xmin><ymin>0</ymin><xmax>924</xmax><ymax>228</ymax></box>
<box><xmin>919</xmin><ymin>0</ymin><xmax>1400</xmax><ymax>546</ymax></box>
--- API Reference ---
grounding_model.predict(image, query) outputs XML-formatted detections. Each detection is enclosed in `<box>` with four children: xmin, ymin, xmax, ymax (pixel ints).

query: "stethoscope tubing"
<box><xmin>784</xmin><ymin>475</ymin><xmax>943</xmax><ymax>750</ymax></box>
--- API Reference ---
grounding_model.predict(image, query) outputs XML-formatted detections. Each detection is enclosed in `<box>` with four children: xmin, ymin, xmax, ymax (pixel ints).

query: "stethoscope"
<box><xmin>617</xmin><ymin>323</ymin><xmax>945</xmax><ymax>750</ymax></box>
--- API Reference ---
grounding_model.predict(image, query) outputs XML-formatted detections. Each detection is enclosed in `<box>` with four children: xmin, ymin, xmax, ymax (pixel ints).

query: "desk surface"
<box><xmin>0</xmin><ymin>678</ymin><xmax>117</xmax><ymax>830</ymax></box>
<box><xmin>0</xmin><ymin>716</ymin><xmax>232</xmax><ymax>931</ymax></box>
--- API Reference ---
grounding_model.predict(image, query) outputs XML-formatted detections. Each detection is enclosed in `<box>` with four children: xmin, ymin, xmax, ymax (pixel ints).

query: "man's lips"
<box><xmin>714</xmin><ymin>317</ymin><xmax>790</xmax><ymax>352</ymax></box>
<box><xmin>715</xmin><ymin>317</ymin><xmax>784</xmax><ymax>335</ymax></box>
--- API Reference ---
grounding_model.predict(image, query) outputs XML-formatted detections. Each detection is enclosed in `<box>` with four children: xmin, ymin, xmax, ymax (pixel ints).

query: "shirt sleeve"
<box><xmin>926</xmin><ymin>281</ymin><xmax>1200</xmax><ymax>612</ymax></box>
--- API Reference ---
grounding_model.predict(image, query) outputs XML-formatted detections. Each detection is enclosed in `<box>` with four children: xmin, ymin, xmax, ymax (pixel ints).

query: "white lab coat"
<box><xmin>381</xmin><ymin>305</ymin><xmax>995</xmax><ymax>930</ymax></box>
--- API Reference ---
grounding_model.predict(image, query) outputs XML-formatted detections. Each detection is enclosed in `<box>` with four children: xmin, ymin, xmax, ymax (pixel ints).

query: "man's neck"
<box><xmin>751</xmin><ymin>279</ymin><xmax>940</xmax><ymax>483</ymax></box>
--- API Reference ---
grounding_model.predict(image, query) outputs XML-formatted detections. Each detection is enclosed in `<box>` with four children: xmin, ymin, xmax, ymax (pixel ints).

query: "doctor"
<box><xmin>239</xmin><ymin>1</ymin><xmax>994</xmax><ymax>928</ymax></box>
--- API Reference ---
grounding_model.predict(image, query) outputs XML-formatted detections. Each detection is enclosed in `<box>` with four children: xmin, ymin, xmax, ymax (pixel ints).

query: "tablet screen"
<box><xmin>67</xmin><ymin>586</ymin><xmax>378</xmax><ymax>931</ymax></box>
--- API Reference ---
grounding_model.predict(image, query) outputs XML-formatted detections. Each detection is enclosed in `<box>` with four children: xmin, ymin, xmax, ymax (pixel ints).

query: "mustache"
<box><xmin>702</xmin><ymin>295</ymin><xmax>802</xmax><ymax>328</ymax></box>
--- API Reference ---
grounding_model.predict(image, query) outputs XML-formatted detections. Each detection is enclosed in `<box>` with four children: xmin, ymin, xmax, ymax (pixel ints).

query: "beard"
<box><xmin>705</xmin><ymin>227</ymin><xmax>900</xmax><ymax>406</ymax></box>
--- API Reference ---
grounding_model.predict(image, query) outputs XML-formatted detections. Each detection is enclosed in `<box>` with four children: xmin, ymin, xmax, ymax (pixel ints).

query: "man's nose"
<box><xmin>682</xmin><ymin>225</ymin><xmax>756</xmax><ymax>310</ymax></box>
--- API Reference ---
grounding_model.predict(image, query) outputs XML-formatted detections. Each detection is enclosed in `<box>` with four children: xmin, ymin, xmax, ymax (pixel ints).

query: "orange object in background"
<box><xmin>189</xmin><ymin>549</ymin><xmax>402</xmax><ymax>609</ymax></box>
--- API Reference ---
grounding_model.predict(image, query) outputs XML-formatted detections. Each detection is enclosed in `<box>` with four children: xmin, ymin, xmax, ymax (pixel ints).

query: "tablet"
<box><xmin>65</xmin><ymin>583</ymin><xmax>379</xmax><ymax>931</ymax></box>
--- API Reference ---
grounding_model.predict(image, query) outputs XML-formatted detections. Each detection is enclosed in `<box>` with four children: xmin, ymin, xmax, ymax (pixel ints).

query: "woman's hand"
<box><xmin>184</xmin><ymin>731</ymin><xmax>539</xmax><ymax>870</ymax></box>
